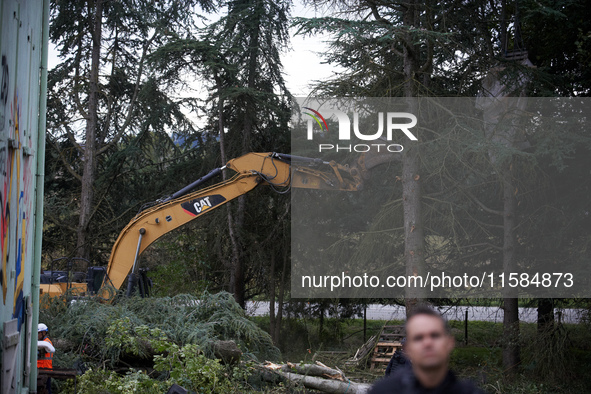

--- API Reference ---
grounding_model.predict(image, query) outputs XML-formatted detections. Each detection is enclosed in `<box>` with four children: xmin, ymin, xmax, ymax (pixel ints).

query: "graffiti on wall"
<box><xmin>1</xmin><ymin>94</ymin><xmax>18</xmax><ymax>308</ymax></box>
<box><xmin>0</xmin><ymin>52</ymin><xmax>8</xmax><ymax>304</ymax></box>
<box><xmin>15</xmin><ymin>90</ymin><xmax>33</xmax><ymax>329</ymax></box>
<box><xmin>0</xmin><ymin>85</ymin><xmax>33</xmax><ymax>330</ymax></box>
<box><xmin>0</xmin><ymin>141</ymin><xmax>5</xmax><ymax>304</ymax></box>
<box><xmin>11</xmin><ymin>93</ymin><xmax>24</xmax><ymax>328</ymax></box>
<box><xmin>0</xmin><ymin>54</ymin><xmax>8</xmax><ymax>131</ymax></box>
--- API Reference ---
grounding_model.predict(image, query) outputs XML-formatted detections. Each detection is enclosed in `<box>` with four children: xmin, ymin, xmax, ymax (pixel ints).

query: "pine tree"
<box><xmin>47</xmin><ymin>0</ymin><xmax>214</xmax><ymax>260</ymax></box>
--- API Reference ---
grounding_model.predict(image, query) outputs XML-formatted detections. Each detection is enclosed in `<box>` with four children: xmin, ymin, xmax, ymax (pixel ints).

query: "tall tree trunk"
<box><xmin>403</xmin><ymin>141</ymin><xmax>425</xmax><ymax>316</ymax></box>
<box><xmin>537</xmin><ymin>298</ymin><xmax>554</xmax><ymax>334</ymax></box>
<box><xmin>478</xmin><ymin>47</ymin><xmax>532</xmax><ymax>379</ymax></box>
<box><xmin>502</xmin><ymin>162</ymin><xmax>520</xmax><ymax>374</ymax></box>
<box><xmin>401</xmin><ymin>0</ymin><xmax>427</xmax><ymax>316</ymax></box>
<box><xmin>216</xmin><ymin>76</ymin><xmax>242</xmax><ymax>297</ymax></box>
<box><xmin>269</xmin><ymin>251</ymin><xmax>276</xmax><ymax>342</ymax></box>
<box><xmin>274</xmin><ymin>247</ymin><xmax>288</xmax><ymax>345</ymax></box>
<box><xmin>318</xmin><ymin>305</ymin><xmax>325</xmax><ymax>337</ymax></box>
<box><xmin>229</xmin><ymin>216</ymin><xmax>245</xmax><ymax>307</ymax></box>
<box><xmin>230</xmin><ymin>6</ymin><xmax>262</xmax><ymax>308</ymax></box>
<box><xmin>76</xmin><ymin>0</ymin><xmax>103</xmax><ymax>260</ymax></box>
<box><xmin>215</xmin><ymin>75</ymin><xmax>227</xmax><ymax>166</ymax></box>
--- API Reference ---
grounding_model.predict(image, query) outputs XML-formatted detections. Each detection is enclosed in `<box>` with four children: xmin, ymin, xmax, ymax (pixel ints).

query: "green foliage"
<box><xmin>148</xmin><ymin>230</ymin><xmax>214</xmax><ymax>296</ymax></box>
<box><xmin>80</xmin><ymin>326</ymin><xmax>234</xmax><ymax>393</ymax></box>
<box><xmin>450</xmin><ymin>347</ymin><xmax>501</xmax><ymax>370</ymax></box>
<box><xmin>521</xmin><ymin>324</ymin><xmax>572</xmax><ymax>380</ymax></box>
<box><xmin>74</xmin><ymin>368</ymin><xmax>167</xmax><ymax>394</ymax></box>
<box><xmin>521</xmin><ymin>0</ymin><xmax>591</xmax><ymax>95</ymax></box>
<box><xmin>153</xmin><ymin>344</ymin><xmax>234</xmax><ymax>392</ymax></box>
<box><xmin>64</xmin><ymin>315</ymin><xmax>255</xmax><ymax>394</ymax></box>
<box><xmin>40</xmin><ymin>292</ymin><xmax>280</xmax><ymax>369</ymax></box>
<box><xmin>105</xmin><ymin>317</ymin><xmax>169</xmax><ymax>359</ymax></box>
<box><xmin>72</xmin><ymin>358</ymin><xmax>250</xmax><ymax>394</ymax></box>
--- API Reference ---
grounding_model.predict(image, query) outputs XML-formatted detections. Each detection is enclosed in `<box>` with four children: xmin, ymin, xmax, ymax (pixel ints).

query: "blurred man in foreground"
<box><xmin>369</xmin><ymin>305</ymin><xmax>483</xmax><ymax>394</ymax></box>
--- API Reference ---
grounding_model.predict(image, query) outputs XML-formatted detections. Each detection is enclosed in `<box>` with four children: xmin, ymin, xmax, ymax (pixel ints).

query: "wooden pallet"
<box><xmin>370</xmin><ymin>325</ymin><xmax>405</xmax><ymax>370</ymax></box>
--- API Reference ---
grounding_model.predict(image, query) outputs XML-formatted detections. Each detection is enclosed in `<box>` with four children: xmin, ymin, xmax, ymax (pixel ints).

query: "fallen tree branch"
<box><xmin>260</xmin><ymin>361</ymin><xmax>372</xmax><ymax>393</ymax></box>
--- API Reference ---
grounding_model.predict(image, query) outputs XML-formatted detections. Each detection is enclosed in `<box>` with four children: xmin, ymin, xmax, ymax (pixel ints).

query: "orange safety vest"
<box><xmin>37</xmin><ymin>337</ymin><xmax>53</xmax><ymax>369</ymax></box>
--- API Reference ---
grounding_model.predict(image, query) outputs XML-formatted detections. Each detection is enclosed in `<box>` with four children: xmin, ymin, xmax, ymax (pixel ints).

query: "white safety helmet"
<box><xmin>38</xmin><ymin>323</ymin><xmax>48</xmax><ymax>333</ymax></box>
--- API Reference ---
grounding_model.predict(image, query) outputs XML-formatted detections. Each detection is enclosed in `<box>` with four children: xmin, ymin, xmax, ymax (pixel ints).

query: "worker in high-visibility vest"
<box><xmin>37</xmin><ymin>323</ymin><xmax>55</xmax><ymax>394</ymax></box>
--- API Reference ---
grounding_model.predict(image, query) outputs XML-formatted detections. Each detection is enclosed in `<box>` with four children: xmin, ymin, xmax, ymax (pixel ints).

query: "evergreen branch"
<box><xmin>45</xmin><ymin>212</ymin><xmax>78</xmax><ymax>233</ymax></box>
<box><xmin>259</xmin><ymin>200</ymin><xmax>291</xmax><ymax>247</ymax></box>
<box><xmin>419</xmin><ymin>38</ymin><xmax>433</xmax><ymax>73</ymax></box>
<box><xmin>59</xmin><ymin>121</ymin><xmax>84</xmax><ymax>153</ymax></box>
<box><xmin>455</xmin><ymin>246</ymin><xmax>495</xmax><ymax>262</ymax></box>
<box><xmin>102</xmin><ymin>26</ymin><xmax>119</xmax><ymax>144</ymax></box>
<box><xmin>98</xmin><ymin>205</ymin><xmax>137</xmax><ymax>228</ymax></box>
<box><xmin>73</xmin><ymin>33</ymin><xmax>89</xmax><ymax>120</ymax></box>
<box><xmin>98</xmin><ymin>32</ymin><xmax>156</xmax><ymax>155</ymax></box>
<box><xmin>469</xmin><ymin>215</ymin><xmax>504</xmax><ymax>230</ymax></box>
<box><xmin>48</xmin><ymin>138</ymin><xmax>82</xmax><ymax>182</ymax></box>
<box><xmin>464</xmin><ymin>189</ymin><xmax>503</xmax><ymax>216</ymax></box>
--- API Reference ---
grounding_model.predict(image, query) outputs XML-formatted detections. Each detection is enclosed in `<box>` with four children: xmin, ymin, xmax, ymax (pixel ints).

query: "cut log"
<box><xmin>281</xmin><ymin>372</ymin><xmax>371</xmax><ymax>394</ymax></box>
<box><xmin>279</xmin><ymin>362</ymin><xmax>346</xmax><ymax>380</ymax></box>
<box><xmin>37</xmin><ymin>368</ymin><xmax>78</xmax><ymax>380</ymax></box>
<box><xmin>260</xmin><ymin>369</ymin><xmax>371</xmax><ymax>394</ymax></box>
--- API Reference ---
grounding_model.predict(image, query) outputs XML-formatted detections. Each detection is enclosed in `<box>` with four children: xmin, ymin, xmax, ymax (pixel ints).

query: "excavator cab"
<box><xmin>40</xmin><ymin>258</ymin><xmax>152</xmax><ymax>302</ymax></box>
<box><xmin>40</xmin><ymin>257</ymin><xmax>91</xmax><ymax>301</ymax></box>
<box><xmin>86</xmin><ymin>266</ymin><xmax>107</xmax><ymax>295</ymax></box>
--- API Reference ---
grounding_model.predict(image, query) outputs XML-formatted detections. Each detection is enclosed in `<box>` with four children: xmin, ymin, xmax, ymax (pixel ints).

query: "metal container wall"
<box><xmin>0</xmin><ymin>1</ymin><xmax>48</xmax><ymax>392</ymax></box>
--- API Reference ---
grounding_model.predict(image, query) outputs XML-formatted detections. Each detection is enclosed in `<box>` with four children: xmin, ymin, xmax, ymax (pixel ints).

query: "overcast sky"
<box><xmin>283</xmin><ymin>2</ymin><xmax>342</xmax><ymax>96</ymax></box>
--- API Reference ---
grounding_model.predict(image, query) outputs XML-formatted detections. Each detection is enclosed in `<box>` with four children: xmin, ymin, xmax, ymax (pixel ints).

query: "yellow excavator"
<box><xmin>40</xmin><ymin>151</ymin><xmax>388</xmax><ymax>303</ymax></box>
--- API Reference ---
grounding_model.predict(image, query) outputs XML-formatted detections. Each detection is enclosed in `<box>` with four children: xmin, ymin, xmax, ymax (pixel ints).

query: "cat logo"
<box><xmin>194</xmin><ymin>197</ymin><xmax>212</xmax><ymax>213</ymax></box>
<box><xmin>181</xmin><ymin>194</ymin><xmax>226</xmax><ymax>217</ymax></box>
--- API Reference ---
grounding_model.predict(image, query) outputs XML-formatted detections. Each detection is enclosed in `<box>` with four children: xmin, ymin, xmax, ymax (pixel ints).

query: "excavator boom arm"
<box><xmin>100</xmin><ymin>152</ymin><xmax>363</xmax><ymax>297</ymax></box>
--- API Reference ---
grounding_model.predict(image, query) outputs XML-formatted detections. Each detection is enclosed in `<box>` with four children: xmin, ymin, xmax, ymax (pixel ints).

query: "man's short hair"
<box><xmin>405</xmin><ymin>304</ymin><xmax>451</xmax><ymax>335</ymax></box>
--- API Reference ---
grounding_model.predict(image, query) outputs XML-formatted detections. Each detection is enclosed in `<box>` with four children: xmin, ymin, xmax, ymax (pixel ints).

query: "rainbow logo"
<box><xmin>303</xmin><ymin>107</ymin><xmax>329</xmax><ymax>133</ymax></box>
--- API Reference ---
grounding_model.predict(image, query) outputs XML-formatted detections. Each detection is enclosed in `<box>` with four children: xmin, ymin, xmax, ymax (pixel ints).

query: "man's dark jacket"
<box><xmin>369</xmin><ymin>366</ymin><xmax>484</xmax><ymax>394</ymax></box>
<box><xmin>385</xmin><ymin>349</ymin><xmax>407</xmax><ymax>376</ymax></box>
